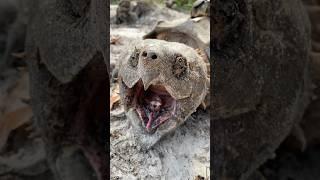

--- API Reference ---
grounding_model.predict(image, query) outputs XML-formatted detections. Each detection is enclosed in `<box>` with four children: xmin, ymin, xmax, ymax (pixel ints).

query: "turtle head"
<box><xmin>119</xmin><ymin>39</ymin><xmax>208</xmax><ymax>140</ymax></box>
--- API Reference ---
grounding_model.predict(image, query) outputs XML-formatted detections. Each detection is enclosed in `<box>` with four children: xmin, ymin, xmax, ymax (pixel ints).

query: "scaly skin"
<box><xmin>118</xmin><ymin>39</ymin><xmax>209</xmax><ymax>149</ymax></box>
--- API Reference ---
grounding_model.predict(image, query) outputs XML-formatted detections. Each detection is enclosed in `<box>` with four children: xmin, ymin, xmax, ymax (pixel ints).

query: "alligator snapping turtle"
<box><xmin>121</xmin><ymin>0</ymin><xmax>312</xmax><ymax>180</ymax></box>
<box><xmin>211</xmin><ymin>0</ymin><xmax>311</xmax><ymax>179</ymax></box>
<box><xmin>118</xmin><ymin>39</ymin><xmax>209</xmax><ymax>148</ymax></box>
<box><xmin>25</xmin><ymin>0</ymin><xmax>108</xmax><ymax>179</ymax></box>
<box><xmin>114</xmin><ymin>0</ymin><xmax>210</xmax><ymax>149</ymax></box>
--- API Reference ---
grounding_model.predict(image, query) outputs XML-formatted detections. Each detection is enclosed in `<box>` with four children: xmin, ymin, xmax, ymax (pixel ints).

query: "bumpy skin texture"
<box><xmin>118</xmin><ymin>39</ymin><xmax>209</xmax><ymax>149</ymax></box>
<box><xmin>25</xmin><ymin>0</ymin><xmax>108</xmax><ymax>179</ymax></box>
<box><xmin>211</xmin><ymin>0</ymin><xmax>311</xmax><ymax>179</ymax></box>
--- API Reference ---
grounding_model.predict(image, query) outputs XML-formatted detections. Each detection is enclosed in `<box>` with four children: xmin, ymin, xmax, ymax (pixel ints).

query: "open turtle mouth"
<box><xmin>123</xmin><ymin>80</ymin><xmax>177</xmax><ymax>133</ymax></box>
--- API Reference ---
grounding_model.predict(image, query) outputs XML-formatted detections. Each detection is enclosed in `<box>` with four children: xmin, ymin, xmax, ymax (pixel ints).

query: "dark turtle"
<box><xmin>211</xmin><ymin>0</ymin><xmax>311</xmax><ymax>179</ymax></box>
<box><xmin>25</xmin><ymin>0</ymin><xmax>108</xmax><ymax>179</ymax></box>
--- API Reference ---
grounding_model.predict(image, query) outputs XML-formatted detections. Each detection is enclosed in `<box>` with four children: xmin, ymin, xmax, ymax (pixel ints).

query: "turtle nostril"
<box><xmin>142</xmin><ymin>51</ymin><xmax>148</xmax><ymax>57</ymax></box>
<box><xmin>151</xmin><ymin>54</ymin><xmax>157</xmax><ymax>60</ymax></box>
<box><xmin>142</xmin><ymin>50</ymin><xmax>158</xmax><ymax>60</ymax></box>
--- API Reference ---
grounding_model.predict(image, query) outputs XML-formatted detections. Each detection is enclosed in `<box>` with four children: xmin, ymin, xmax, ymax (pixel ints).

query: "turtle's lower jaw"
<box><xmin>122</xmin><ymin>80</ymin><xmax>177</xmax><ymax>133</ymax></box>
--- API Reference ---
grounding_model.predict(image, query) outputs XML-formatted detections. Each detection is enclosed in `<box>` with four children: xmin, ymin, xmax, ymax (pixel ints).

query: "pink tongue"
<box><xmin>146</xmin><ymin>112</ymin><xmax>154</xmax><ymax>130</ymax></box>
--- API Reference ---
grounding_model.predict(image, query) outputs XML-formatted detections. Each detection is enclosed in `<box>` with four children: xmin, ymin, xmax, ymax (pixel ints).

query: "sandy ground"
<box><xmin>110</xmin><ymin>4</ymin><xmax>210</xmax><ymax>180</ymax></box>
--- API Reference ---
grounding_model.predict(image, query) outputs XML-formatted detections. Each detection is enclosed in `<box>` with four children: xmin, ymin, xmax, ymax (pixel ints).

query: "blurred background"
<box><xmin>111</xmin><ymin>0</ymin><xmax>196</xmax><ymax>11</ymax></box>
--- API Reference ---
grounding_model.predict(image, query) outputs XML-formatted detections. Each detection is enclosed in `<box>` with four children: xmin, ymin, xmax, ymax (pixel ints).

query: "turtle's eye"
<box><xmin>172</xmin><ymin>54</ymin><xmax>188</xmax><ymax>79</ymax></box>
<box><xmin>129</xmin><ymin>48</ymin><xmax>140</xmax><ymax>67</ymax></box>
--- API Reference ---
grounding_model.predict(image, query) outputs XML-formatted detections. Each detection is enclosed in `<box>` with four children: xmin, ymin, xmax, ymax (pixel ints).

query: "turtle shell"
<box><xmin>143</xmin><ymin>17</ymin><xmax>210</xmax><ymax>53</ymax></box>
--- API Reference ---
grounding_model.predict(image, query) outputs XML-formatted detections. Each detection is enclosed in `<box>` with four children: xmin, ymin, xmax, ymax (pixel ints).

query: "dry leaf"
<box><xmin>110</xmin><ymin>35</ymin><xmax>121</xmax><ymax>45</ymax></box>
<box><xmin>0</xmin><ymin>106</ymin><xmax>33</xmax><ymax>151</ymax></box>
<box><xmin>110</xmin><ymin>84</ymin><xmax>120</xmax><ymax>110</ymax></box>
<box><xmin>0</xmin><ymin>71</ymin><xmax>30</xmax><ymax>114</ymax></box>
